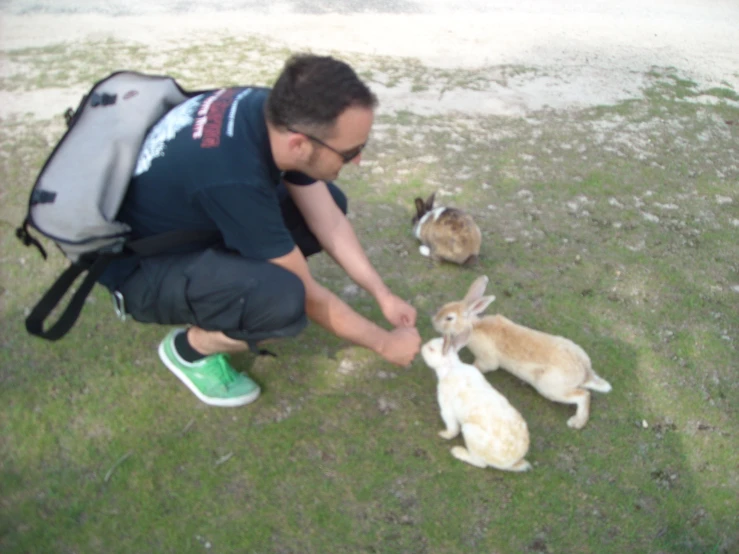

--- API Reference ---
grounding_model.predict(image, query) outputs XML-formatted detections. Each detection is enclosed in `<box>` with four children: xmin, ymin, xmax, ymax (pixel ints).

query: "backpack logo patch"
<box><xmin>90</xmin><ymin>92</ymin><xmax>117</xmax><ymax>107</ymax></box>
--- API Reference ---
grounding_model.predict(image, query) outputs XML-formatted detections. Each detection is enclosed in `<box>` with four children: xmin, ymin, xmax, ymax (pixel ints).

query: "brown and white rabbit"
<box><xmin>421</xmin><ymin>331</ymin><xmax>532</xmax><ymax>472</ymax></box>
<box><xmin>432</xmin><ymin>275</ymin><xmax>612</xmax><ymax>429</ymax></box>
<box><xmin>412</xmin><ymin>192</ymin><xmax>481</xmax><ymax>266</ymax></box>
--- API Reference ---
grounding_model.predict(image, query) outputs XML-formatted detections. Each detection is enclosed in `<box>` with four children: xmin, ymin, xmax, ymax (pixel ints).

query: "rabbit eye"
<box><xmin>445</xmin><ymin>315</ymin><xmax>454</xmax><ymax>321</ymax></box>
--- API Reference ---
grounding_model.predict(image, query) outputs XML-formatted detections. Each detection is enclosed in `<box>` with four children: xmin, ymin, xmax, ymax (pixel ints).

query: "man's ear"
<box><xmin>287</xmin><ymin>132</ymin><xmax>312</xmax><ymax>162</ymax></box>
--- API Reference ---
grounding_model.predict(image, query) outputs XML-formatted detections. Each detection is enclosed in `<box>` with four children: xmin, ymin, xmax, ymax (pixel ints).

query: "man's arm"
<box><xmin>285</xmin><ymin>180</ymin><xmax>416</xmax><ymax>327</ymax></box>
<box><xmin>269</xmin><ymin>246</ymin><xmax>419</xmax><ymax>367</ymax></box>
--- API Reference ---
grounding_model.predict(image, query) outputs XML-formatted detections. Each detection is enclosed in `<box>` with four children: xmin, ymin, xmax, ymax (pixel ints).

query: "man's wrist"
<box><xmin>372</xmin><ymin>283</ymin><xmax>394</xmax><ymax>306</ymax></box>
<box><xmin>372</xmin><ymin>327</ymin><xmax>392</xmax><ymax>359</ymax></box>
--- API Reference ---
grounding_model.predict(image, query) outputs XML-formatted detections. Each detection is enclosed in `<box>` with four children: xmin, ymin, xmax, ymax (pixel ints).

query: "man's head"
<box><xmin>266</xmin><ymin>54</ymin><xmax>378</xmax><ymax>181</ymax></box>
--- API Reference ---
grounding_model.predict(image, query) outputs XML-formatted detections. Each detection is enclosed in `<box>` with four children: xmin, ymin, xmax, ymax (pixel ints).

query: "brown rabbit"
<box><xmin>432</xmin><ymin>275</ymin><xmax>612</xmax><ymax>429</ymax></box>
<box><xmin>412</xmin><ymin>192</ymin><xmax>481</xmax><ymax>265</ymax></box>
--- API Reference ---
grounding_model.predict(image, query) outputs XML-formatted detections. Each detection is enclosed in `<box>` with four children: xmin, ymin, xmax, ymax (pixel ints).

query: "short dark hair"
<box><xmin>265</xmin><ymin>54</ymin><xmax>377</xmax><ymax>137</ymax></box>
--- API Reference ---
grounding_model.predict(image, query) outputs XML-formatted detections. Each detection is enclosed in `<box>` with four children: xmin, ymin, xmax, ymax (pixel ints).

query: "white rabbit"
<box><xmin>432</xmin><ymin>275</ymin><xmax>612</xmax><ymax>429</ymax></box>
<box><xmin>421</xmin><ymin>331</ymin><xmax>532</xmax><ymax>472</ymax></box>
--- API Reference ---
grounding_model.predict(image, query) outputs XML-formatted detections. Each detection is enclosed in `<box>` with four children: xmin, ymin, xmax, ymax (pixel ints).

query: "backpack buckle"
<box><xmin>111</xmin><ymin>290</ymin><xmax>127</xmax><ymax>321</ymax></box>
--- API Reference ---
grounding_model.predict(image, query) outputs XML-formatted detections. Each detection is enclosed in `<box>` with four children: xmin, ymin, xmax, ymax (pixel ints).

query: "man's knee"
<box><xmin>224</xmin><ymin>263</ymin><xmax>307</xmax><ymax>343</ymax></box>
<box><xmin>121</xmin><ymin>249</ymin><xmax>308</xmax><ymax>344</ymax></box>
<box><xmin>256</xmin><ymin>267</ymin><xmax>306</xmax><ymax>328</ymax></box>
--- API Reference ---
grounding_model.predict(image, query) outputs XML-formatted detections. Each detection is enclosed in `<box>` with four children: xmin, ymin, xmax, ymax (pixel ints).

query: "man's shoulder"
<box><xmin>224</xmin><ymin>85</ymin><xmax>270</xmax><ymax>105</ymax></box>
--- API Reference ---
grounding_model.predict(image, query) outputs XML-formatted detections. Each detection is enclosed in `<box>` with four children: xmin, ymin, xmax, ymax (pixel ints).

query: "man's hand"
<box><xmin>270</xmin><ymin>247</ymin><xmax>420</xmax><ymax>367</ymax></box>
<box><xmin>378</xmin><ymin>326</ymin><xmax>422</xmax><ymax>367</ymax></box>
<box><xmin>379</xmin><ymin>293</ymin><xmax>417</xmax><ymax>328</ymax></box>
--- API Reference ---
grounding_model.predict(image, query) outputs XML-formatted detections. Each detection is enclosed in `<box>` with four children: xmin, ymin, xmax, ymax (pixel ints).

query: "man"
<box><xmin>98</xmin><ymin>54</ymin><xmax>421</xmax><ymax>407</ymax></box>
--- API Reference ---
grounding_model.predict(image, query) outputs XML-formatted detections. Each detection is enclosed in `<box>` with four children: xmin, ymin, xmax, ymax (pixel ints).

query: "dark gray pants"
<box><xmin>117</xmin><ymin>182</ymin><xmax>347</xmax><ymax>348</ymax></box>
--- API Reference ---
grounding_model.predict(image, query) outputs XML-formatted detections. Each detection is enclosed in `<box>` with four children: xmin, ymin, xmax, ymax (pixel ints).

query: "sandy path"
<box><xmin>1</xmin><ymin>1</ymin><xmax>738</xmax><ymax>118</ymax></box>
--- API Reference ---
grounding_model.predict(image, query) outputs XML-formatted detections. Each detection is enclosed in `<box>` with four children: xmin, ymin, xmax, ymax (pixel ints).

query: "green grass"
<box><xmin>1</xmin><ymin>35</ymin><xmax>738</xmax><ymax>554</ymax></box>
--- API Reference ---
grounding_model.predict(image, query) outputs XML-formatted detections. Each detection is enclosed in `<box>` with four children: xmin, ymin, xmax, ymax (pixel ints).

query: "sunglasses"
<box><xmin>287</xmin><ymin>126</ymin><xmax>367</xmax><ymax>164</ymax></box>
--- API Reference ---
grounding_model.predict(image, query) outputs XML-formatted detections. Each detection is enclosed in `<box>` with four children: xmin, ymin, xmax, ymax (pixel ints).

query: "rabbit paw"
<box><xmin>474</xmin><ymin>359</ymin><xmax>499</xmax><ymax>373</ymax></box>
<box><xmin>511</xmin><ymin>459</ymin><xmax>533</xmax><ymax>472</ymax></box>
<box><xmin>451</xmin><ymin>446</ymin><xmax>487</xmax><ymax>468</ymax></box>
<box><xmin>567</xmin><ymin>415</ymin><xmax>587</xmax><ymax>429</ymax></box>
<box><xmin>438</xmin><ymin>429</ymin><xmax>457</xmax><ymax>440</ymax></box>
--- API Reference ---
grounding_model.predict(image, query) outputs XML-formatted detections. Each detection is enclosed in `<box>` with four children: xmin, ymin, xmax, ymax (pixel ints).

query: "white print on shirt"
<box><xmin>226</xmin><ymin>88</ymin><xmax>254</xmax><ymax>137</ymax></box>
<box><xmin>134</xmin><ymin>94</ymin><xmax>204</xmax><ymax>176</ymax></box>
<box><xmin>192</xmin><ymin>89</ymin><xmax>226</xmax><ymax>140</ymax></box>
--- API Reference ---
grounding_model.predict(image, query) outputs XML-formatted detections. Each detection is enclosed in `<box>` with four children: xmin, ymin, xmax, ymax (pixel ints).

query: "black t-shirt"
<box><xmin>98</xmin><ymin>86</ymin><xmax>315</xmax><ymax>290</ymax></box>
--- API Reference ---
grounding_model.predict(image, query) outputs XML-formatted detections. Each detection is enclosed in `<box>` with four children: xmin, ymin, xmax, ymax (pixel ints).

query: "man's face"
<box><xmin>304</xmin><ymin>105</ymin><xmax>373</xmax><ymax>182</ymax></box>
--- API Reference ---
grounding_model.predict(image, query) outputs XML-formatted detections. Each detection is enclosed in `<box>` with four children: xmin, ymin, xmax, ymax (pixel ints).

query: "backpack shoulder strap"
<box><xmin>25</xmin><ymin>228</ymin><xmax>221</xmax><ymax>341</ymax></box>
<box><xmin>25</xmin><ymin>255</ymin><xmax>113</xmax><ymax>341</ymax></box>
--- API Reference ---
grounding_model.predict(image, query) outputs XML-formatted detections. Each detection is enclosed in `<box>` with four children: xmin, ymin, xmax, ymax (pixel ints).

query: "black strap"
<box><xmin>25</xmin><ymin>255</ymin><xmax>113</xmax><ymax>341</ymax></box>
<box><xmin>15</xmin><ymin>219</ymin><xmax>47</xmax><ymax>260</ymax></box>
<box><xmin>24</xmin><ymin>229</ymin><xmax>219</xmax><ymax>341</ymax></box>
<box><xmin>126</xmin><ymin>229</ymin><xmax>220</xmax><ymax>256</ymax></box>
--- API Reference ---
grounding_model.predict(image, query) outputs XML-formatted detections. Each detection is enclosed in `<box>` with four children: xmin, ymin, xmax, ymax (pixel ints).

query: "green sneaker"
<box><xmin>158</xmin><ymin>328</ymin><xmax>260</xmax><ymax>407</ymax></box>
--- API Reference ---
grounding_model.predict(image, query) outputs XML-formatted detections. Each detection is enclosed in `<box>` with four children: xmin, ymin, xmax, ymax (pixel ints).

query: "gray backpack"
<box><xmin>16</xmin><ymin>71</ymin><xmax>217</xmax><ymax>340</ymax></box>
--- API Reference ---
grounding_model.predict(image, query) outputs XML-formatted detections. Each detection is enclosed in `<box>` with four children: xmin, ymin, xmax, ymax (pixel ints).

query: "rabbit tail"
<box><xmin>583</xmin><ymin>370</ymin><xmax>612</xmax><ymax>393</ymax></box>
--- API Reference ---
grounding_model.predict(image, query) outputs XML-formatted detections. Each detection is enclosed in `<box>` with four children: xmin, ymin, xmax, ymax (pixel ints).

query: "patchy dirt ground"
<box><xmin>1</xmin><ymin>0</ymin><xmax>738</xmax><ymax>116</ymax></box>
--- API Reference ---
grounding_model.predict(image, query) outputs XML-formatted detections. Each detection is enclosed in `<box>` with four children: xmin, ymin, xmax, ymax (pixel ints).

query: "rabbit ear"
<box><xmin>463</xmin><ymin>275</ymin><xmax>489</xmax><ymax>303</ymax></box>
<box><xmin>452</xmin><ymin>327</ymin><xmax>471</xmax><ymax>351</ymax></box>
<box><xmin>442</xmin><ymin>334</ymin><xmax>453</xmax><ymax>356</ymax></box>
<box><xmin>414</xmin><ymin>197</ymin><xmax>426</xmax><ymax>218</ymax></box>
<box><xmin>466</xmin><ymin>295</ymin><xmax>496</xmax><ymax>317</ymax></box>
<box><xmin>425</xmin><ymin>192</ymin><xmax>436</xmax><ymax>210</ymax></box>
